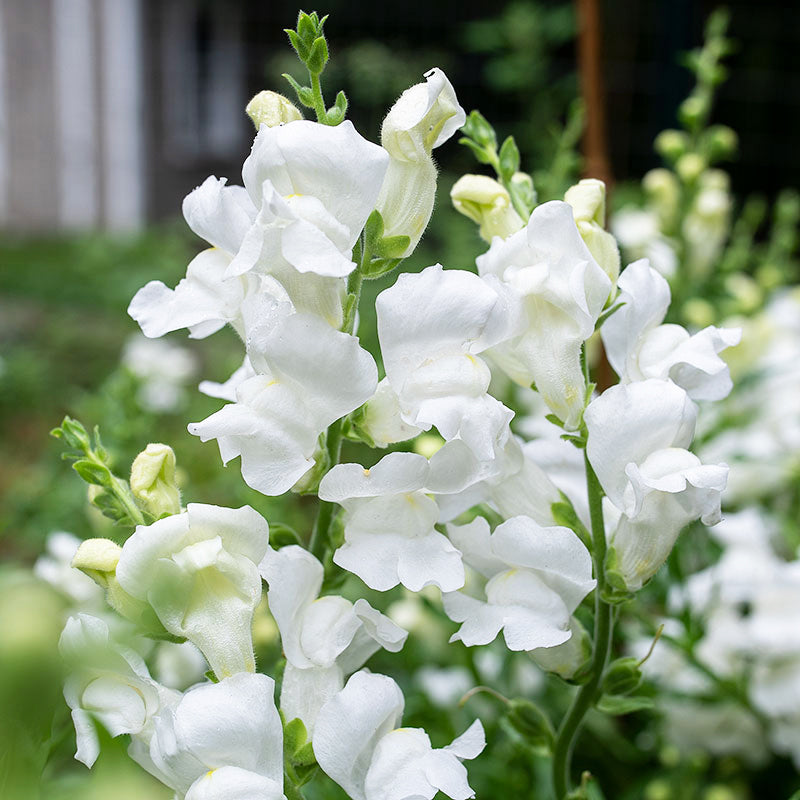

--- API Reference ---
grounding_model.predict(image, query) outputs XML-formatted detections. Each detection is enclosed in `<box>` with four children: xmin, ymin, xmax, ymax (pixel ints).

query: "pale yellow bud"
<box><xmin>72</xmin><ymin>538</ymin><xmax>122</xmax><ymax>588</ymax></box>
<box><xmin>246</xmin><ymin>90</ymin><xmax>303</xmax><ymax>129</ymax></box>
<box><xmin>450</xmin><ymin>174</ymin><xmax>524</xmax><ymax>242</ymax></box>
<box><xmin>564</xmin><ymin>178</ymin><xmax>620</xmax><ymax>287</ymax></box>
<box><xmin>130</xmin><ymin>443</ymin><xmax>181</xmax><ymax>518</ymax></box>
<box><xmin>564</xmin><ymin>178</ymin><xmax>606</xmax><ymax>226</ymax></box>
<box><xmin>675</xmin><ymin>153</ymin><xmax>706</xmax><ymax>183</ymax></box>
<box><xmin>654</xmin><ymin>129</ymin><xmax>688</xmax><ymax>161</ymax></box>
<box><xmin>643</xmin><ymin>168</ymin><xmax>680</xmax><ymax>228</ymax></box>
<box><xmin>414</xmin><ymin>433</ymin><xmax>445</xmax><ymax>459</ymax></box>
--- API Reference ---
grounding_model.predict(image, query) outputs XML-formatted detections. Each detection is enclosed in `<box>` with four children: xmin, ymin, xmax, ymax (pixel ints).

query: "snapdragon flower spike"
<box><xmin>144</xmin><ymin>673</ymin><xmax>284</xmax><ymax>799</ymax></box>
<box><xmin>318</xmin><ymin>451</ymin><xmax>466</xmax><ymax>592</ymax></box>
<box><xmin>376</xmin><ymin>264</ymin><xmax>521</xmax><ymax>469</ymax></box>
<box><xmin>476</xmin><ymin>201</ymin><xmax>612</xmax><ymax>429</ymax></box>
<box><xmin>59</xmin><ymin>613</ymin><xmax>179</xmax><ymax>768</ymax></box>
<box><xmin>377</xmin><ymin>68</ymin><xmax>466</xmax><ymax>256</ymax></box>
<box><xmin>232</xmin><ymin>119</ymin><xmax>389</xmax><ymax>279</ymax></box>
<box><xmin>601</xmin><ymin>259</ymin><xmax>741</xmax><ymax>400</ymax></box>
<box><xmin>585</xmin><ymin>380</ymin><xmax>728</xmax><ymax>590</ymax></box>
<box><xmin>313</xmin><ymin>671</ymin><xmax>485</xmax><ymax>800</ymax></box>
<box><xmin>260</xmin><ymin>544</ymin><xmax>407</xmax><ymax>732</ymax></box>
<box><xmin>190</xmin><ymin>312</ymin><xmax>377</xmax><ymax>495</ymax></box>
<box><xmin>442</xmin><ymin>516</ymin><xmax>595</xmax><ymax>651</ymax></box>
<box><xmin>114</xmin><ymin>503</ymin><xmax>270</xmax><ymax>679</ymax></box>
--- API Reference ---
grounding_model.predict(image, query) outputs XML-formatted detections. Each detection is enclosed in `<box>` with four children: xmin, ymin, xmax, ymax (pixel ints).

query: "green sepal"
<box><xmin>204</xmin><ymin>670</ymin><xmax>219</xmax><ymax>684</ymax></box>
<box><xmin>90</xmin><ymin>488</ymin><xmax>136</xmax><ymax>525</ymax></box>
<box><xmin>506</xmin><ymin>698</ymin><xmax>554</xmax><ymax>751</ymax></box>
<box><xmin>325</xmin><ymin>91</ymin><xmax>348</xmax><ymax>125</ymax></box>
<box><xmin>595</xmin><ymin>300</ymin><xmax>625</xmax><ymax>331</ymax></box>
<box><xmin>550</xmin><ymin>494</ymin><xmax>591</xmax><ymax>550</ymax></box>
<box><xmin>282</xmin><ymin>73</ymin><xmax>315</xmax><ymax>108</ymax></box>
<box><xmin>375</xmin><ymin>235</ymin><xmax>411</xmax><ymax>260</ymax></box>
<box><xmin>364</xmin><ymin>257</ymin><xmax>404</xmax><ymax>280</ymax></box>
<box><xmin>545</xmin><ymin>413</ymin><xmax>567</xmax><ymax>430</ymax></box>
<box><xmin>306</xmin><ymin>36</ymin><xmax>329</xmax><ymax>75</ymax></box>
<box><xmin>601</xmin><ymin>547</ymin><xmax>633</xmax><ymax>604</ymax></box>
<box><xmin>461</xmin><ymin>109</ymin><xmax>497</xmax><ymax>150</ymax></box>
<box><xmin>343</xmin><ymin>407</ymin><xmax>377</xmax><ymax>447</ymax></box>
<box><xmin>51</xmin><ymin>416</ymin><xmax>91</xmax><ymax>451</ymax></box>
<box><xmin>269</xmin><ymin>523</ymin><xmax>303</xmax><ymax>549</ymax></box>
<box><xmin>600</xmin><ymin>657</ymin><xmax>643</xmax><ymax>697</ymax></box>
<box><xmin>498</xmin><ymin>136</ymin><xmax>520</xmax><ymax>182</ymax></box>
<box><xmin>283</xmin><ymin>715</ymin><xmax>319</xmax><ymax>786</ymax></box>
<box><xmin>595</xmin><ymin>694</ymin><xmax>654</xmax><ymax>715</ymax></box>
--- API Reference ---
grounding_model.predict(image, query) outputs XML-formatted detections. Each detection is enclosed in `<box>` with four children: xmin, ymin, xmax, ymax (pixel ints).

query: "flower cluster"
<box><xmin>52</xmin><ymin>13</ymin><xmax>744</xmax><ymax>800</ymax></box>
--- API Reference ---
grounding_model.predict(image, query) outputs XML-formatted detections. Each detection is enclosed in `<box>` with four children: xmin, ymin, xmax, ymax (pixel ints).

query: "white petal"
<box><xmin>584</xmin><ymin>379</ymin><xmax>697</xmax><ymax>508</ymax></box>
<box><xmin>319</xmin><ymin>452</ymin><xmax>429</xmax><ymax>502</ymax></box>
<box><xmin>313</xmin><ymin>671</ymin><xmax>405</xmax><ymax>800</ymax></box>
<box><xmin>182</xmin><ymin>176</ymin><xmax>256</xmax><ymax>255</ymax></box>
<box><xmin>185</xmin><ymin>766</ymin><xmax>286</xmax><ymax>800</ymax></box>
<box><xmin>280</xmin><ymin>662</ymin><xmax>344</xmax><ymax>736</ymax></box>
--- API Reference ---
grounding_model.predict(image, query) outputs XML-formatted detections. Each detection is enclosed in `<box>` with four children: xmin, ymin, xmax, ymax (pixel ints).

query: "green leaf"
<box><xmin>51</xmin><ymin>416</ymin><xmax>90</xmax><ymax>451</ymax></box>
<box><xmin>282</xmin><ymin>73</ymin><xmax>315</xmax><ymax>108</ymax></box>
<box><xmin>498</xmin><ymin>135</ymin><xmax>520</xmax><ymax>181</ymax></box>
<box><xmin>595</xmin><ymin>694</ymin><xmax>653</xmax><ymax>715</ymax></box>
<box><xmin>296</xmin><ymin>12</ymin><xmax>317</xmax><ymax>45</ymax></box>
<box><xmin>72</xmin><ymin>459</ymin><xmax>112</xmax><ymax>486</ymax></box>
<box><xmin>458</xmin><ymin>137</ymin><xmax>495</xmax><ymax>166</ymax></box>
<box><xmin>306</xmin><ymin>36</ymin><xmax>329</xmax><ymax>75</ymax></box>
<box><xmin>285</xmin><ymin>28</ymin><xmax>308</xmax><ymax>60</ymax></box>
<box><xmin>462</xmin><ymin>109</ymin><xmax>497</xmax><ymax>150</ymax></box>
<box><xmin>284</xmin><ymin>716</ymin><xmax>309</xmax><ymax>759</ymax></box>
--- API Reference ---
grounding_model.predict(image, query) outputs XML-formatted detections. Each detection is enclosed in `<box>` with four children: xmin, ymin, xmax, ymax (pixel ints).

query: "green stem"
<box><xmin>551</xmin><ymin>453</ymin><xmax>614</xmax><ymax>799</ymax></box>
<box><xmin>308</xmin><ymin>238</ymin><xmax>370</xmax><ymax>559</ymax></box>
<box><xmin>109</xmin><ymin>473</ymin><xmax>146</xmax><ymax>527</ymax></box>
<box><xmin>309</xmin><ymin>72</ymin><xmax>327</xmax><ymax>124</ymax></box>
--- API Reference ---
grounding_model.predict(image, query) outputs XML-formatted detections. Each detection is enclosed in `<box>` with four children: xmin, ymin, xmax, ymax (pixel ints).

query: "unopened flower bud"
<box><xmin>682</xmin><ymin>297</ymin><xmax>716</xmax><ymax>328</ymax></box>
<box><xmin>601</xmin><ymin>656</ymin><xmax>643</xmax><ymax>696</ymax></box>
<box><xmin>706</xmin><ymin>125</ymin><xmax>738</xmax><ymax>160</ymax></box>
<box><xmin>71</xmin><ymin>538</ymin><xmax>122</xmax><ymax>588</ymax></box>
<box><xmin>678</xmin><ymin>95</ymin><xmax>708</xmax><ymax>128</ymax></box>
<box><xmin>564</xmin><ymin>179</ymin><xmax>620</xmax><ymax>287</ymax></box>
<box><xmin>246</xmin><ymin>90</ymin><xmax>303</xmax><ymax>129</ymax></box>
<box><xmin>675</xmin><ymin>153</ymin><xmax>706</xmax><ymax>183</ymax></box>
<box><xmin>450</xmin><ymin>174</ymin><xmax>524</xmax><ymax>242</ymax></box>
<box><xmin>130</xmin><ymin>443</ymin><xmax>181</xmax><ymax>518</ymax></box>
<box><xmin>654</xmin><ymin>129</ymin><xmax>688</xmax><ymax>161</ymax></box>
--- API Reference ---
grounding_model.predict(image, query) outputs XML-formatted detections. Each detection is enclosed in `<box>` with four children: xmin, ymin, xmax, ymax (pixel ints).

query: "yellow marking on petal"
<box><xmin>286</xmin><ymin>193</ymin><xmax>304</xmax><ymax>200</ymax></box>
<box><xmin>363</xmin><ymin>468</ymin><xmax>371</xmax><ymax>477</ymax></box>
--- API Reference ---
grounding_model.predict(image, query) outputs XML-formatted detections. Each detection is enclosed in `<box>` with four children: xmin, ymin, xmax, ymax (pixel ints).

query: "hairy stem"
<box><xmin>551</xmin><ymin>452</ymin><xmax>614</xmax><ymax>799</ymax></box>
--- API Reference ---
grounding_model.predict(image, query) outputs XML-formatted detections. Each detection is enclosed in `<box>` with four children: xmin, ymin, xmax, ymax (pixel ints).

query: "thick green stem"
<box><xmin>551</xmin><ymin>453</ymin><xmax>614</xmax><ymax>799</ymax></box>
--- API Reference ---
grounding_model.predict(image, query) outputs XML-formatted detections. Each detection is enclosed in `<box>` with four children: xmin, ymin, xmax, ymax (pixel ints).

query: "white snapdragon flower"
<box><xmin>313</xmin><ymin>671</ymin><xmax>485</xmax><ymax>800</ymax></box>
<box><xmin>585</xmin><ymin>380</ymin><xmax>728</xmax><ymax>590</ymax></box>
<box><xmin>145</xmin><ymin>673</ymin><xmax>284</xmax><ymax>799</ymax></box>
<box><xmin>59</xmin><ymin>613</ymin><xmax>178</xmax><ymax>768</ymax></box>
<box><xmin>115</xmin><ymin>503</ymin><xmax>270</xmax><ymax>679</ymax></box>
<box><xmin>442</xmin><ymin>516</ymin><xmax>596</xmax><ymax>651</ymax></box>
<box><xmin>319</xmin><ymin>451</ymin><xmax>467</xmax><ymax>592</ymax></box>
<box><xmin>260</xmin><ymin>544</ymin><xmax>406</xmax><ymax>733</ymax></box>
<box><xmin>232</xmin><ymin>119</ymin><xmax>389</xmax><ymax>279</ymax></box>
<box><xmin>476</xmin><ymin>201</ymin><xmax>612</xmax><ymax>429</ymax></box>
<box><xmin>601</xmin><ymin>259</ymin><xmax>740</xmax><ymax>400</ymax></box>
<box><xmin>377</xmin><ymin>68</ymin><xmax>466</xmax><ymax>255</ymax></box>
<box><xmin>376</xmin><ymin>264</ymin><xmax>521</xmax><ymax>469</ymax></box>
<box><xmin>190</xmin><ymin>312</ymin><xmax>377</xmax><ymax>495</ymax></box>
